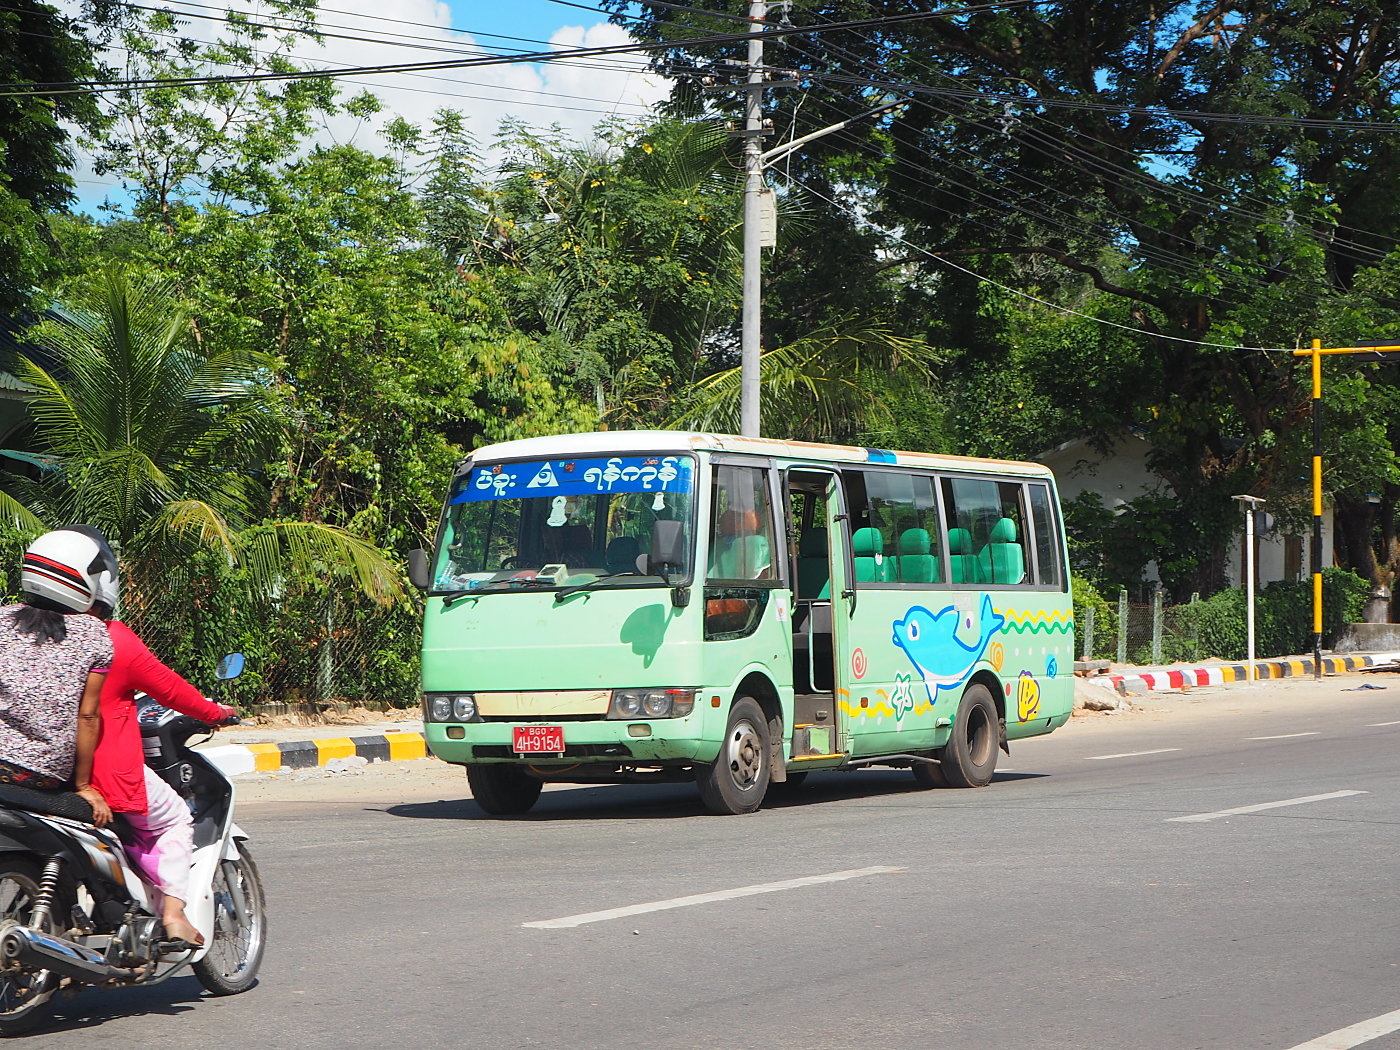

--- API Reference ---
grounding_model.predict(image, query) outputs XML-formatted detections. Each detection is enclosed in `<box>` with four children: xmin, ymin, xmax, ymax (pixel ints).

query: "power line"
<box><xmin>768</xmin><ymin>18</ymin><xmax>1395</xmax><ymax>276</ymax></box>
<box><xmin>0</xmin><ymin>8</ymin><xmax>999</xmax><ymax>97</ymax></box>
<box><xmin>784</xmin><ymin>173</ymin><xmax>1296</xmax><ymax>354</ymax></box>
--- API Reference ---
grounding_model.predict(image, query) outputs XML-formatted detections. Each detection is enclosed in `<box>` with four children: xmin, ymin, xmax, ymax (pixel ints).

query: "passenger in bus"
<box><xmin>710</xmin><ymin>508</ymin><xmax>772</xmax><ymax>579</ymax></box>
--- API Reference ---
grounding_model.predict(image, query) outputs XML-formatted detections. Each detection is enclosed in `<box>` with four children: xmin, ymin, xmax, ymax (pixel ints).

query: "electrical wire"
<box><xmin>759</xmin><ymin>18</ymin><xmax>1395</xmax><ymax>293</ymax></box>
<box><xmin>779</xmin><ymin>15</ymin><xmax>1398</xmax><ymax>265</ymax></box>
<box><xmin>0</xmin><ymin>8</ymin><xmax>1019</xmax><ymax>97</ymax></box>
<box><xmin>782</xmin><ymin>172</ymin><xmax>1298</xmax><ymax>354</ymax></box>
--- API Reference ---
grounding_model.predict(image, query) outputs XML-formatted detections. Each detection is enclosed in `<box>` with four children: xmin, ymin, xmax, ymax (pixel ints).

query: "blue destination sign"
<box><xmin>452</xmin><ymin>455</ymin><xmax>694</xmax><ymax>503</ymax></box>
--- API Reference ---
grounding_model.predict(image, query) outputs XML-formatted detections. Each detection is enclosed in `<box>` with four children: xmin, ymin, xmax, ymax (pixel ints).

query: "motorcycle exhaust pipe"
<box><xmin>0</xmin><ymin>926</ymin><xmax>132</xmax><ymax>984</ymax></box>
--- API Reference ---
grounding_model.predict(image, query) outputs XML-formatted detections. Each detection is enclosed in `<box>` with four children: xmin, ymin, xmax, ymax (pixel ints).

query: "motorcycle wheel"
<box><xmin>0</xmin><ymin>859</ymin><xmax>57</xmax><ymax>1036</ymax></box>
<box><xmin>193</xmin><ymin>846</ymin><xmax>266</xmax><ymax>996</ymax></box>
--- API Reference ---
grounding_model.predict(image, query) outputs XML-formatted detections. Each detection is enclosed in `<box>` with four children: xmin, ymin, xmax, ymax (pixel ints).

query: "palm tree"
<box><xmin>669</xmin><ymin>321</ymin><xmax>942</xmax><ymax>442</ymax></box>
<box><xmin>0</xmin><ymin>266</ymin><xmax>402</xmax><ymax>606</ymax></box>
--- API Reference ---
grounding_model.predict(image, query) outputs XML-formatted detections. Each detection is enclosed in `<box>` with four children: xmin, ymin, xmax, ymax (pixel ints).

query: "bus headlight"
<box><xmin>608</xmin><ymin>689</ymin><xmax>695</xmax><ymax>719</ymax></box>
<box><xmin>424</xmin><ymin>693</ymin><xmax>478</xmax><ymax>722</ymax></box>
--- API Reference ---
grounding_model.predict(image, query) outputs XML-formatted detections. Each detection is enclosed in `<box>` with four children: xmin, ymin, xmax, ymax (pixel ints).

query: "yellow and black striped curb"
<box><xmin>200</xmin><ymin>731</ymin><xmax>428</xmax><ymax>777</ymax></box>
<box><xmin>1110</xmin><ymin>652</ymin><xmax>1400</xmax><ymax>694</ymax></box>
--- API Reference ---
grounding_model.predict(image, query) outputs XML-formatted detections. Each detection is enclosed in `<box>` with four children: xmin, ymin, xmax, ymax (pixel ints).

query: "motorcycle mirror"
<box><xmin>216</xmin><ymin>652</ymin><xmax>246</xmax><ymax>681</ymax></box>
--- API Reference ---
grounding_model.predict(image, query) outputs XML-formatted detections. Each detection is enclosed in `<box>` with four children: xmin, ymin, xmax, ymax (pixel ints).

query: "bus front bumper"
<box><xmin>424</xmin><ymin>721</ymin><xmax>720</xmax><ymax>766</ymax></box>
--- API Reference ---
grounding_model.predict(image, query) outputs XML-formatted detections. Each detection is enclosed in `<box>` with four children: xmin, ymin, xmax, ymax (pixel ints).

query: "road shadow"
<box><xmin>24</xmin><ymin>973</ymin><xmax>218</xmax><ymax>1036</ymax></box>
<box><xmin>385</xmin><ymin>767</ymin><xmax>1049</xmax><ymax>821</ymax></box>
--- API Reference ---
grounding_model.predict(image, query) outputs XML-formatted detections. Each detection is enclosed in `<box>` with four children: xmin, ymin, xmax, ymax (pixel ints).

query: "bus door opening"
<box><xmin>787</xmin><ymin>470</ymin><xmax>843</xmax><ymax>759</ymax></box>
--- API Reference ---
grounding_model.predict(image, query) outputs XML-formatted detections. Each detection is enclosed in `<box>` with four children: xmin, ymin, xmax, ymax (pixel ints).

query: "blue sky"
<box><xmin>441</xmin><ymin>1</ymin><xmax>614</xmax><ymax>51</ymax></box>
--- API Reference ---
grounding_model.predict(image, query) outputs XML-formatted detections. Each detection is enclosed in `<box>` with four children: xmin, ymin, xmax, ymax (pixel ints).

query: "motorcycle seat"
<box><xmin>0</xmin><ymin>781</ymin><xmax>94</xmax><ymax>823</ymax></box>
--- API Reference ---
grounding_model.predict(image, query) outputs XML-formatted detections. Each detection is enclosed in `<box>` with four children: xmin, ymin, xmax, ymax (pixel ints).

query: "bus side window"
<box><xmin>845</xmin><ymin>469</ymin><xmax>940</xmax><ymax>586</ymax></box>
<box><xmin>1028</xmin><ymin>484</ymin><xmax>1064</xmax><ymax>588</ymax></box>
<box><xmin>942</xmin><ymin>477</ymin><xmax>1031</xmax><ymax>586</ymax></box>
<box><xmin>708</xmin><ymin>465</ymin><xmax>777</xmax><ymax>581</ymax></box>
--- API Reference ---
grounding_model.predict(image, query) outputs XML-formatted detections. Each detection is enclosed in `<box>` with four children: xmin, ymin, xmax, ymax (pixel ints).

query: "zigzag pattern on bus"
<box><xmin>998</xmin><ymin>609</ymin><xmax>1075</xmax><ymax>635</ymax></box>
<box><xmin>838</xmin><ymin>695</ymin><xmax>935</xmax><ymax>721</ymax></box>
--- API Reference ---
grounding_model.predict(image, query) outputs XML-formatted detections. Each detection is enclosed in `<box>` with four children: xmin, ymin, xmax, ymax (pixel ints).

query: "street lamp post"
<box><xmin>1232</xmin><ymin>495</ymin><xmax>1265</xmax><ymax>684</ymax></box>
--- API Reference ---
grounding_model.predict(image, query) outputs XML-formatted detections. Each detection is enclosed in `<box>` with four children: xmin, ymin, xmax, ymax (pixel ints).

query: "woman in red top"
<box><xmin>72</xmin><ymin>528</ymin><xmax>235</xmax><ymax>947</ymax></box>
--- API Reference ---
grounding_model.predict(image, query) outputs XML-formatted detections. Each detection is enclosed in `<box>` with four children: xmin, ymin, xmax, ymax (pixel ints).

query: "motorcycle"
<box><xmin>0</xmin><ymin>653</ymin><xmax>265</xmax><ymax>1034</ymax></box>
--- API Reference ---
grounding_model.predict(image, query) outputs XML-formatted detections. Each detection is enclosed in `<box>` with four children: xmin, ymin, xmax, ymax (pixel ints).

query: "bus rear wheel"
<box><xmin>466</xmin><ymin>764</ymin><xmax>543</xmax><ymax>815</ymax></box>
<box><xmin>938</xmin><ymin>684</ymin><xmax>999</xmax><ymax>788</ymax></box>
<box><xmin>911</xmin><ymin>759</ymin><xmax>946</xmax><ymax>789</ymax></box>
<box><xmin>697</xmin><ymin>697</ymin><xmax>770</xmax><ymax>815</ymax></box>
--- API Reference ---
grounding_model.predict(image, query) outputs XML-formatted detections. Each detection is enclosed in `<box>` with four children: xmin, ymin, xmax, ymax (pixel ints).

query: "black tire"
<box><xmin>194</xmin><ymin>846</ymin><xmax>267</xmax><ymax>996</ymax></box>
<box><xmin>911</xmin><ymin>759</ymin><xmax>947</xmax><ymax>789</ymax></box>
<box><xmin>0</xmin><ymin>858</ymin><xmax>58</xmax><ymax>1035</ymax></box>
<box><xmin>696</xmin><ymin>697</ymin><xmax>770</xmax><ymax>815</ymax></box>
<box><xmin>939</xmin><ymin>683</ymin><xmax>1000</xmax><ymax>788</ymax></box>
<box><xmin>466</xmin><ymin>765</ymin><xmax>543</xmax><ymax>816</ymax></box>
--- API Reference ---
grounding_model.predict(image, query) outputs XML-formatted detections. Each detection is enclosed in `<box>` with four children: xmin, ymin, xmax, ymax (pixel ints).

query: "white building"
<box><xmin>1037</xmin><ymin>430</ymin><xmax>1332</xmax><ymax>590</ymax></box>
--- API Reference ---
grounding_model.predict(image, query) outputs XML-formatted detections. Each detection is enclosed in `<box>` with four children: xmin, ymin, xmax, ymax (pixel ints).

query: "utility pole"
<box><xmin>728</xmin><ymin>3</ymin><xmax>896</xmax><ymax>438</ymax></box>
<box><xmin>739</xmin><ymin>0</ymin><xmax>768</xmax><ymax>438</ymax></box>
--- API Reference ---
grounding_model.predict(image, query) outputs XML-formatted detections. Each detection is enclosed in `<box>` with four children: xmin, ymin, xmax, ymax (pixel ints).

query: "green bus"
<box><xmin>411</xmin><ymin>431</ymin><xmax>1074</xmax><ymax>815</ymax></box>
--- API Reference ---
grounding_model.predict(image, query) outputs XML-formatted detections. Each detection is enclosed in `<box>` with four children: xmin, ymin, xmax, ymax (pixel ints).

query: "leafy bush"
<box><xmin>1177</xmin><ymin>568</ymin><xmax>1368</xmax><ymax>660</ymax></box>
<box><xmin>1071</xmin><ymin>573</ymin><xmax>1116</xmax><ymax>660</ymax></box>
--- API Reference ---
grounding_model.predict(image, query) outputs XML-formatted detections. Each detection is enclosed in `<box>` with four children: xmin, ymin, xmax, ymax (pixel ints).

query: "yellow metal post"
<box><xmin>1292</xmin><ymin>340</ymin><xmax>1400</xmax><ymax>679</ymax></box>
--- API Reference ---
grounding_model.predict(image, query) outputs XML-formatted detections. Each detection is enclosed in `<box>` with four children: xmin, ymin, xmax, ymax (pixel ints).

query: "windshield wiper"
<box><xmin>554</xmin><ymin>572</ymin><xmax>650</xmax><ymax>602</ymax></box>
<box><xmin>442</xmin><ymin>576</ymin><xmax>555</xmax><ymax>606</ymax></box>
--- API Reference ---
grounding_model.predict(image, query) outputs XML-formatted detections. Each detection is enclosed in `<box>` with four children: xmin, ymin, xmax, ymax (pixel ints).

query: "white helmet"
<box><xmin>20</xmin><ymin>526</ymin><xmax>120</xmax><ymax>613</ymax></box>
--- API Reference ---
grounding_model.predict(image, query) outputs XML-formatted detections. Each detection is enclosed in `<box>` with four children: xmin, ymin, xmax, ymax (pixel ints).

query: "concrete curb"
<box><xmin>1109</xmin><ymin>651</ymin><xmax>1400</xmax><ymax>695</ymax></box>
<box><xmin>196</xmin><ymin>651</ymin><xmax>1400</xmax><ymax>775</ymax></box>
<box><xmin>202</xmin><ymin>731</ymin><xmax>428</xmax><ymax>778</ymax></box>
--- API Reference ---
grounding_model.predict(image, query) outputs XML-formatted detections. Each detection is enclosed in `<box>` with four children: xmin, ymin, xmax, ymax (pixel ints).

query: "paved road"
<box><xmin>20</xmin><ymin>677</ymin><xmax>1400</xmax><ymax>1049</ymax></box>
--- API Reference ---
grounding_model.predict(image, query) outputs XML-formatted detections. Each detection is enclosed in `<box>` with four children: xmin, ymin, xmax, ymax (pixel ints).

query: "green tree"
<box><xmin>2</xmin><ymin>267</ymin><xmax>402</xmax><ymax>601</ymax></box>
<box><xmin>451</xmin><ymin>118</ymin><xmax>743</xmax><ymax>425</ymax></box>
<box><xmin>609</xmin><ymin>0</ymin><xmax>1400</xmax><ymax>594</ymax></box>
<box><xmin>0</xmin><ymin>1</ymin><xmax>112</xmax><ymax>311</ymax></box>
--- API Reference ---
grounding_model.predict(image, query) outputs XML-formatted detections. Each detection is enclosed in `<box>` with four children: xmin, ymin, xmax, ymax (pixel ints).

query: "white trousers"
<box><xmin>123</xmin><ymin>767</ymin><xmax>194</xmax><ymax>904</ymax></box>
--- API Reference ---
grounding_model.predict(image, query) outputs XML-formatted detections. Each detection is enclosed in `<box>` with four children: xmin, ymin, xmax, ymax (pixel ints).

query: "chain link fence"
<box><xmin>121</xmin><ymin>579</ymin><xmax>421</xmax><ymax>714</ymax></box>
<box><xmin>1077</xmin><ymin>589</ymin><xmax>1204</xmax><ymax>666</ymax></box>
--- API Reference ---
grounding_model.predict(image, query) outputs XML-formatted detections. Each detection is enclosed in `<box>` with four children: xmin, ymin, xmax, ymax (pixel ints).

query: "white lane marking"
<box><xmin>1167</xmin><ymin>790</ymin><xmax>1366</xmax><ymax>824</ymax></box>
<box><xmin>1285</xmin><ymin>1006</ymin><xmax>1400</xmax><ymax>1049</ymax></box>
<box><xmin>1247</xmin><ymin>732</ymin><xmax>1320</xmax><ymax>740</ymax></box>
<box><xmin>522</xmin><ymin>866</ymin><xmax>903</xmax><ymax>929</ymax></box>
<box><xmin>1367</xmin><ymin>720</ymin><xmax>1400</xmax><ymax>727</ymax></box>
<box><xmin>1086</xmin><ymin>748</ymin><xmax>1181</xmax><ymax>761</ymax></box>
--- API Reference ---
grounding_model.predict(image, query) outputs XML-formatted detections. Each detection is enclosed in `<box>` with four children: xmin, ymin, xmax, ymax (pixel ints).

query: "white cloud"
<box><xmin>64</xmin><ymin>1</ymin><xmax>670</xmax><ymax>211</ymax></box>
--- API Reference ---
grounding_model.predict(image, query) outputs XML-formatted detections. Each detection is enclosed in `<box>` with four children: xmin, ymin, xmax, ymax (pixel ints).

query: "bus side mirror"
<box><xmin>408</xmin><ymin>549</ymin><xmax>431</xmax><ymax>590</ymax></box>
<box><xmin>640</xmin><ymin>520</ymin><xmax>686</xmax><ymax>576</ymax></box>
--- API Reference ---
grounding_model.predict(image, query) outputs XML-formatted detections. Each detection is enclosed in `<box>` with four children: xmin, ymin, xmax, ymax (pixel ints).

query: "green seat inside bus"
<box><xmin>948</xmin><ymin>527</ymin><xmax>978</xmax><ymax>584</ymax></box>
<box><xmin>853</xmin><ymin>527</ymin><xmax>894</xmax><ymax>582</ymax></box>
<box><xmin>897</xmin><ymin>528</ymin><xmax>941</xmax><ymax>584</ymax></box>
<box><xmin>978</xmin><ymin>517</ymin><xmax>1025</xmax><ymax>584</ymax></box>
<box><xmin>797</xmin><ymin>528</ymin><xmax>830</xmax><ymax>598</ymax></box>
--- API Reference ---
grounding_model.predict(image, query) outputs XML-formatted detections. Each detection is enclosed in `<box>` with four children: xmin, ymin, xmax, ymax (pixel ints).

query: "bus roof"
<box><xmin>466</xmin><ymin>430</ymin><xmax>1055</xmax><ymax>479</ymax></box>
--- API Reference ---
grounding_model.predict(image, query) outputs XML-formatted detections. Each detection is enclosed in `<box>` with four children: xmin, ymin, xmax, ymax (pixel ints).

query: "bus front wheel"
<box><xmin>466</xmin><ymin>764</ymin><xmax>543</xmax><ymax>815</ymax></box>
<box><xmin>938</xmin><ymin>684</ymin><xmax>999</xmax><ymax>788</ymax></box>
<box><xmin>697</xmin><ymin>697</ymin><xmax>770</xmax><ymax>815</ymax></box>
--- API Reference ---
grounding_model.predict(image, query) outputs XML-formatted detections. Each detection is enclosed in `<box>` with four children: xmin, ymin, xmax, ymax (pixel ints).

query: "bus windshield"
<box><xmin>432</xmin><ymin>453</ymin><xmax>696</xmax><ymax>593</ymax></box>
